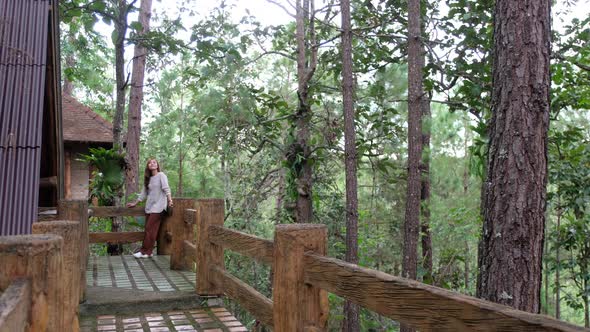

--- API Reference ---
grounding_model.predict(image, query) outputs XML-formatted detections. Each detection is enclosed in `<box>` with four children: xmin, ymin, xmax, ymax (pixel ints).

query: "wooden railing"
<box><xmin>0</xmin><ymin>234</ymin><xmax>67</xmax><ymax>331</ymax></box>
<box><xmin>21</xmin><ymin>198</ymin><xmax>588</xmax><ymax>331</ymax></box>
<box><xmin>87</xmin><ymin>206</ymin><xmax>145</xmax><ymax>244</ymax></box>
<box><xmin>85</xmin><ymin>198</ymin><xmax>197</xmax><ymax>264</ymax></box>
<box><xmin>193</xmin><ymin>199</ymin><xmax>587</xmax><ymax>332</ymax></box>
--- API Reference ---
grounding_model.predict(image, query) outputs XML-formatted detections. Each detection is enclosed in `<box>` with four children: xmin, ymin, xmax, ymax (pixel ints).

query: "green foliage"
<box><xmin>555</xmin><ymin>214</ymin><xmax>590</xmax><ymax>312</ymax></box>
<box><xmin>552</xmin><ymin>16</ymin><xmax>590</xmax><ymax>115</ymax></box>
<box><xmin>79</xmin><ymin>147</ymin><xmax>126</xmax><ymax>205</ymax></box>
<box><xmin>60</xmin><ymin>0</ymin><xmax>590</xmax><ymax>327</ymax></box>
<box><xmin>547</xmin><ymin>122</ymin><xmax>590</xmax><ymax>320</ymax></box>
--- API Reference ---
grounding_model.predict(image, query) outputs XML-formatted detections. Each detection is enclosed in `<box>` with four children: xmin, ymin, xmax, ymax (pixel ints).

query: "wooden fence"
<box><xmin>192</xmin><ymin>199</ymin><xmax>587</xmax><ymax>332</ymax></box>
<box><xmin>3</xmin><ymin>198</ymin><xmax>588</xmax><ymax>331</ymax></box>
<box><xmin>0</xmin><ymin>234</ymin><xmax>65</xmax><ymax>331</ymax></box>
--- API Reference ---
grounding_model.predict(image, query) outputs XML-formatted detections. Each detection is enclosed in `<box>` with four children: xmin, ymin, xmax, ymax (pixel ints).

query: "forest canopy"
<box><xmin>60</xmin><ymin>0</ymin><xmax>590</xmax><ymax>329</ymax></box>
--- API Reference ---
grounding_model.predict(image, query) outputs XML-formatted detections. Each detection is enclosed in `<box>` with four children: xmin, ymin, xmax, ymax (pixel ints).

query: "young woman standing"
<box><xmin>127</xmin><ymin>158</ymin><xmax>173</xmax><ymax>258</ymax></box>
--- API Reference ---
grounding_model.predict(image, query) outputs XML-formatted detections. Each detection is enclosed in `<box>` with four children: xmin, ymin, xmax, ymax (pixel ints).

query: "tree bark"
<box><xmin>476</xmin><ymin>0</ymin><xmax>551</xmax><ymax>313</ymax></box>
<box><xmin>276</xmin><ymin>165</ymin><xmax>286</xmax><ymax>221</ymax></box>
<box><xmin>113</xmin><ymin>0</ymin><xmax>129</xmax><ymax>152</ymax></box>
<box><xmin>177</xmin><ymin>90</ymin><xmax>185</xmax><ymax>196</ymax></box>
<box><xmin>421</xmin><ymin>95</ymin><xmax>433</xmax><ymax>284</ymax></box>
<box><xmin>63</xmin><ymin>28</ymin><xmax>76</xmax><ymax>96</ymax></box>
<box><xmin>340</xmin><ymin>0</ymin><xmax>360</xmax><ymax>330</ymax></box>
<box><xmin>109</xmin><ymin>0</ymin><xmax>133</xmax><ymax>255</ymax></box>
<box><xmin>585</xmin><ymin>277</ymin><xmax>589</xmax><ymax>328</ymax></box>
<box><xmin>463</xmin><ymin>116</ymin><xmax>471</xmax><ymax>292</ymax></box>
<box><xmin>125</xmin><ymin>0</ymin><xmax>153</xmax><ymax>198</ymax></box>
<box><xmin>401</xmin><ymin>0</ymin><xmax>424</xmax><ymax>329</ymax></box>
<box><xmin>555</xmin><ymin>205</ymin><xmax>561</xmax><ymax>319</ymax></box>
<box><xmin>291</xmin><ymin>0</ymin><xmax>317</xmax><ymax>224</ymax></box>
<box><xmin>222</xmin><ymin>153</ymin><xmax>231</xmax><ymax>214</ymax></box>
<box><xmin>543</xmin><ymin>232</ymin><xmax>549</xmax><ymax>315</ymax></box>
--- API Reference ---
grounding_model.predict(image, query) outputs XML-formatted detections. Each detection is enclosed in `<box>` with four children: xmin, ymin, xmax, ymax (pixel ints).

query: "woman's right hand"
<box><xmin>126</xmin><ymin>201</ymin><xmax>137</xmax><ymax>208</ymax></box>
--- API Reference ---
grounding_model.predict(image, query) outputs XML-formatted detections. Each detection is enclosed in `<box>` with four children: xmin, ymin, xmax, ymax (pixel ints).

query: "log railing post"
<box><xmin>58</xmin><ymin>199</ymin><xmax>89</xmax><ymax>302</ymax></box>
<box><xmin>170</xmin><ymin>198</ymin><xmax>197</xmax><ymax>270</ymax></box>
<box><xmin>33</xmin><ymin>221</ymin><xmax>81</xmax><ymax>332</ymax></box>
<box><xmin>196</xmin><ymin>199</ymin><xmax>225</xmax><ymax>295</ymax></box>
<box><xmin>0</xmin><ymin>235</ymin><xmax>64</xmax><ymax>332</ymax></box>
<box><xmin>157</xmin><ymin>197</ymin><xmax>179</xmax><ymax>256</ymax></box>
<box><xmin>272</xmin><ymin>224</ymin><xmax>329</xmax><ymax>331</ymax></box>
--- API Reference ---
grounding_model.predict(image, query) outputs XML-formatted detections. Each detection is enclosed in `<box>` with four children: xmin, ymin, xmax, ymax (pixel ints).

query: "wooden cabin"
<box><xmin>62</xmin><ymin>93</ymin><xmax>114</xmax><ymax>200</ymax></box>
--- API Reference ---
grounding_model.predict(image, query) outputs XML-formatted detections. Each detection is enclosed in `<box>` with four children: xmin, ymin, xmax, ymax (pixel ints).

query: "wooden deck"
<box><xmin>4</xmin><ymin>200</ymin><xmax>583</xmax><ymax>332</ymax></box>
<box><xmin>87</xmin><ymin>255</ymin><xmax>195</xmax><ymax>292</ymax></box>
<box><xmin>79</xmin><ymin>255</ymin><xmax>248</xmax><ymax>332</ymax></box>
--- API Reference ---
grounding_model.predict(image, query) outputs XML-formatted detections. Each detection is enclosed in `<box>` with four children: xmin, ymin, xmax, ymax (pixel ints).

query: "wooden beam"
<box><xmin>209</xmin><ymin>225</ymin><xmax>274</xmax><ymax>265</ymax></box>
<box><xmin>211</xmin><ymin>266</ymin><xmax>273</xmax><ymax>328</ymax></box>
<box><xmin>89</xmin><ymin>206</ymin><xmax>144</xmax><ymax>217</ymax></box>
<box><xmin>0</xmin><ymin>278</ymin><xmax>31</xmax><ymax>332</ymax></box>
<box><xmin>0</xmin><ymin>235</ymin><xmax>64</xmax><ymax>331</ymax></box>
<box><xmin>170</xmin><ymin>204</ymin><xmax>197</xmax><ymax>269</ymax></box>
<box><xmin>303</xmin><ymin>253</ymin><xmax>586</xmax><ymax>332</ymax></box>
<box><xmin>33</xmin><ymin>221</ymin><xmax>80</xmax><ymax>331</ymax></box>
<box><xmin>89</xmin><ymin>232</ymin><xmax>144</xmax><ymax>244</ymax></box>
<box><xmin>58</xmin><ymin>200</ymin><xmax>89</xmax><ymax>302</ymax></box>
<box><xmin>64</xmin><ymin>151</ymin><xmax>71</xmax><ymax>199</ymax></box>
<box><xmin>184</xmin><ymin>209</ymin><xmax>196</xmax><ymax>224</ymax></box>
<box><xmin>183</xmin><ymin>240</ymin><xmax>196</xmax><ymax>262</ymax></box>
<box><xmin>272</xmin><ymin>224</ymin><xmax>329</xmax><ymax>332</ymax></box>
<box><xmin>39</xmin><ymin>176</ymin><xmax>57</xmax><ymax>188</ymax></box>
<box><xmin>196</xmin><ymin>199</ymin><xmax>225</xmax><ymax>295</ymax></box>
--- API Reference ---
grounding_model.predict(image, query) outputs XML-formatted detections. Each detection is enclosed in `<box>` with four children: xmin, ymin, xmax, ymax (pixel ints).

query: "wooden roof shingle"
<box><xmin>62</xmin><ymin>93</ymin><xmax>113</xmax><ymax>144</ymax></box>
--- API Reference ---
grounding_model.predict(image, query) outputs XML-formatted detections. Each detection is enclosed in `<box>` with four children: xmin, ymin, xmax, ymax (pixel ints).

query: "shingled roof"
<box><xmin>62</xmin><ymin>93</ymin><xmax>113</xmax><ymax>144</ymax></box>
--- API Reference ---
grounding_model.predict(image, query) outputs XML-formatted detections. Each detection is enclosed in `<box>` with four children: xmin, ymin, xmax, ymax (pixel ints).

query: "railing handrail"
<box><xmin>88</xmin><ymin>206</ymin><xmax>144</xmax><ymax>217</ymax></box>
<box><xmin>54</xmin><ymin>198</ymin><xmax>587</xmax><ymax>331</ymax></box>
<box><xmin>203</xmin><ymin>222</ymin><xmax>586</xmax><ymax>332</ymax></box>
<box><xmin>208</xmin><ymin>225</ymin><xmax>273</xmax><ymax>265</ymax></box>
<box><xmin>86</xmin><ymin>205</ymin><xmax>168</xmax><ymax>245</ymax></box>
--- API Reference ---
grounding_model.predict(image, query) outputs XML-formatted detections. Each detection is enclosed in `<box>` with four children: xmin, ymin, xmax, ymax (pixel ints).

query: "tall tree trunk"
<box><xmin>125</xmin><ymin>0</ymin><xmax>153</xmax><ymax>198</ymax></box>
<box><xmin>109</xmin><ymin>0</ymin><xmax>132</xmax><ymax>255</ymax></box>
<box><xmin>463</xmin><ymin>116</ymin><xmax>471</xmax><ymax>292</ymax></box>
<box><xmin>276</xmin><ymin>165</ymin><xmax>285</xmax><ymax>222</ymax></box>
<box><xmin>421</xmin><ymin>94</ymin><xmax>433</xmax><ymax>284</ymax></box>
<box><xmin>476</xmin><ymin>0</ymin><xmax>551</xmax><ymax>313</ymax></box>
<box><xmin>555</xmin><ymin>206</ymin><xmax>561</xmax><ymax>319</ymax></box>
<box><xmin>222</xmin><ymin>153</ymin><xmax>231</xmax><ymax>214</ymax></box>
<box><xmin>543</xmin><ymin>232</ymin><xmax>549</xmax><ymax>315</ymax></box>
<box><xmin>291</xmin><ymin>0</ymin><xmax>317</xmax><ymax>224</ymax></box>
<box><xmin>340</xmin><ymin>0</ymin><xmax>359</xmax><ymax>330</ymax></box>
<box><xmin>401</xmin><ymin>0</ymin><xmax>424</xmax><ymax>329</ymax></box>
<box><xmin>177</xmin><ymin>90</ymin><xmax>185</xmax><ymax>196</ymax></box>
<box><xmin>585</xmin><ymin>276</ymin><xmax>589</xmax><ymax>328</ymax></box>
<box><xmin>113</xmin><ymin>0</ymin><xmax>129</xmax><ymax>152</ymax></box>
<box><xmin>63</xmin><ymin>28</ymin><xmax>76</xmax><ymax>96</ymax></box>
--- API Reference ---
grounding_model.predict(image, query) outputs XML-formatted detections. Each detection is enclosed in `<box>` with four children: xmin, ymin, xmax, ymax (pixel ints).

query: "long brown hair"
<box><xmin>143</xmin><ymin>158</ymin><xmax>161</xmax><ymax>192</ymax></box>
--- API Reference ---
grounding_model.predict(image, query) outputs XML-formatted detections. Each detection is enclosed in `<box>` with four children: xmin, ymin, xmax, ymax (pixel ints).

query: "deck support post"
<box><xmin>0</xmin><ymin>235</ymin><xmax>64</xmax><ymax>332</ymax></box>
<box><xmin>272</xmin><ymin>224</ymin><xmax>329</xmax><ymax>331</ymax></box>
<box><xmin>58</xmin><ymin>199</ymin><xmax>89</xmax><ymax>301</ymax></box>
<box><xmin>33</xmin><ymin>220</ymin><xmax>81</xmax><ymax>332</ymax></box>
<box><xmin>170</xmin><ymin>198</ymin><xmax>197</xmax><ymax>270</ymax></box>
<box><xmin>196</xmin><ymin>199</ymin><xmax>225</xmax><ymax>295</ymax></box>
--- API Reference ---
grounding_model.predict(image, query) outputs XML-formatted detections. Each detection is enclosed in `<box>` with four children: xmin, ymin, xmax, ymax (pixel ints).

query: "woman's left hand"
<box><xmin>168</xmin><ymin>199</ymin><xmax>173</xmax><ymax>207</ymax></box>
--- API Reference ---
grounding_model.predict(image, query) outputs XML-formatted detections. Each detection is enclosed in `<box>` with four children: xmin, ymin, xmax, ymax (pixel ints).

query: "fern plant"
<box><xmin>78</xmin><ymin>146</ymin><xmax>126</xmax><ymax>206</ymax></box>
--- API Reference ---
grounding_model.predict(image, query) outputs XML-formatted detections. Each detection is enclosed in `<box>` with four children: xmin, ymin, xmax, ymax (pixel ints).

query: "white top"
<box><xmin>138</xmin><ymin>172</ymin><xmax>171</xmax><ymax>214</ymax></box>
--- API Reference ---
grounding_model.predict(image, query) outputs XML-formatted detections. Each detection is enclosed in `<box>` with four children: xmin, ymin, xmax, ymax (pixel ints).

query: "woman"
<box><xmin>127</xmin><ymin>158</ymin><xmax>173</xmax><ymax>258</ymax></box>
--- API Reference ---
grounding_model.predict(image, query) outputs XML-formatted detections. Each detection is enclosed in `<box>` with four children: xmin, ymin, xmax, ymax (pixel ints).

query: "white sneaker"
<box><xmin>133</xmin><ymin>252</ymin><xmax>147</xmax><ymax>258</ymax></box>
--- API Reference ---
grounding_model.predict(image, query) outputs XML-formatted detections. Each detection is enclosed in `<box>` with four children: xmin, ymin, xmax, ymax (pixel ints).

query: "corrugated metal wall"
<box><xmin>0</xmin><ymin>0</ymin><xmax>51</xmax><ymax>235</ymax></box>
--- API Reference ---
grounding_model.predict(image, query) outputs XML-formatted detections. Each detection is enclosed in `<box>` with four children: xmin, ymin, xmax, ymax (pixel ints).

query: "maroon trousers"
<box><xmin>140</xmin><ymin>213</ymin><xmax>162</xmax><ymax>255</ymax></box>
